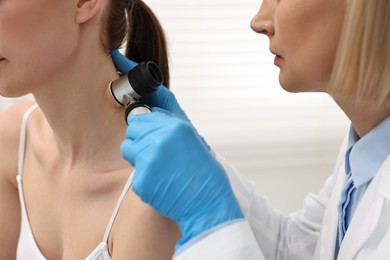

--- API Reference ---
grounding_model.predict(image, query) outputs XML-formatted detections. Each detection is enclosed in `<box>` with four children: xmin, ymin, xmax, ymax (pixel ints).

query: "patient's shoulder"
<box><xmin>110</xmin><ymin>188</ymin><xmax>181</xmax><ymax>259</ymax></box>
<box><xmin>0</xmin><ymin>101</ymin><xmax>36</xmax><ymax>148</ymax></box>
<box><xmin>0</xmin><ymin>101</ymin><xmax>36</xmax><ymax>184</ymax></box>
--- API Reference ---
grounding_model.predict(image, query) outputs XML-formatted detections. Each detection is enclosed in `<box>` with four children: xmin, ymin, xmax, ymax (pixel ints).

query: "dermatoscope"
<box><xmin>109</xmin><ymin>61</ymin><xmax>163</xmax><ymax>123</ymax></box>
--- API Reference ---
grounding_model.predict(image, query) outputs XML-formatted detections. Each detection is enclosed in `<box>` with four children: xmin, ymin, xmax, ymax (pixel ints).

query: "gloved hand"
<box><xmin>121</xmin><ymin>110</ymin><xmax>244</xmax><ymax>248</ymax></box>
<box><xmin>111</xmin><ymin>49</ymin><xmax>210</xmax><ymax>151</ymax></box>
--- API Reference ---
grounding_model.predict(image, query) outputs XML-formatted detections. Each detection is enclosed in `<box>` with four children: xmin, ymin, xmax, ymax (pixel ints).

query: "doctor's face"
<box><xmin>251</xmin><ymin>0</ymin><xmax>347</xmax><ymax>93</ymax></box>
<box><xmin>0</xmin><ymin>0</ymin><xmax>80</xmax><ymax>97</ymax></box>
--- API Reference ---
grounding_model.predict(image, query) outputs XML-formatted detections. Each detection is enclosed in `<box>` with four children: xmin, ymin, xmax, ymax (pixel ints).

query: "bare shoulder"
<box><xmin>0</xmin><ymin>101</ymin><xmax>36</xmax><ymax>186</ymax></box>
<box><xmin>110</xmin><ymin>188</ymin><xmax>181</xmax><ymax>259</ymax></box>
<box><xmin>0</xmin><ymin>101</ymin><xmax>36</xmax><ymax>259</ymax></box>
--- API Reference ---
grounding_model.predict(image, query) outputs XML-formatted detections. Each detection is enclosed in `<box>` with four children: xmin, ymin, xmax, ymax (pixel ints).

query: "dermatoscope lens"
<box><xmin>127</xmin><ymin>61</ymin><xmax>164</xmax><ymax>96</ymax></box>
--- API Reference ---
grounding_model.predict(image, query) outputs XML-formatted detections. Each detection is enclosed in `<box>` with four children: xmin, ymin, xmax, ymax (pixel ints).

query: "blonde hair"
<box><xmin>328</xmin><ymin>0</ymin><xmax>390</xmax><ymax>107</ymax></box>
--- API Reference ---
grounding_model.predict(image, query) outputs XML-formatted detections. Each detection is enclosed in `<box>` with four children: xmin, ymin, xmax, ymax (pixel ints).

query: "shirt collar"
<box><xmin>346</xmin><ymin>116</ymin><xmax>390</xmax><ymax>187</ymax></box>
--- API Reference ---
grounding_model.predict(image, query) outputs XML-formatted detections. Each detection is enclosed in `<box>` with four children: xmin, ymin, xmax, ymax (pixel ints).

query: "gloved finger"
<box><xmin>120</xmin><ymin>139</ymin><xmax>137</xmax><ymax>166</ymax></box>
<box><xmin>132</xmin><ymin>172</ymin><xmax>149</xmax><ymax>201</ymax></box>
<box><xmin>121</xmin><ymin>135</ymin><xmax>156</xmax><ymax>168</ymax></box>
<box><xmin>111</xmin><ymin>49</ymin><xmax>138</xmax><ymax>74</ymax></box>
<box><xmin>141</xmin><ymin>87</ymin><xmax>189</xmax><ymax>122</ymax></box>
<box><xmin>140</xmin><ymin>84</ymin><xmax>172</xmax><ymax>108</ymax></box>
<box><xmin>149</xmin><ymin>107</ymin><xmax>209</xmax><ymax>152</ymax></box>
<box><xmin>125</xmin><ymin>112</ymin><xmax>171</xmax><ymax>140</ymax></box>
<box><xmin>150</xmin><ymin>106</ymin><xmax>173</xmax><ymax>116</ymax></box>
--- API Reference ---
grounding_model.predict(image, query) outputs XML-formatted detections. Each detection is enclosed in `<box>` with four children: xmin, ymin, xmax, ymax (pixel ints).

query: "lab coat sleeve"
<box><xmin>215</xmin><ymin>139</ymin><xmax>346</xmax><ymax>260</ymax></box>
<box><xmin>173</xmin><ymin>220</ymin><xmax>266</xmax><ymax>260</ymax></box>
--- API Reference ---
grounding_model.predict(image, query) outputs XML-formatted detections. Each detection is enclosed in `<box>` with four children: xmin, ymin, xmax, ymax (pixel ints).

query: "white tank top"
<box><xmin>16</xmin><ymin>104</ymin><xmax>134</xmax><ymax>260</ymax></box>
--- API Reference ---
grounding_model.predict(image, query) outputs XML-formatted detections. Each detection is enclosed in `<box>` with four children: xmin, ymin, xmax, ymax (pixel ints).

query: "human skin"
<box><xmin>250</xmin><ymin>0</ymin><xmax>346</xmax><ymax>94</ymax></box>
<box><xmin>250</xmin><ymin>0</ymin><xmax>390</xmax><ymax>137</ymax></box>
<box><xmin>0</xmin><ymin>0</ymin><xmax>180</xmax><ymax>259</ymax></box>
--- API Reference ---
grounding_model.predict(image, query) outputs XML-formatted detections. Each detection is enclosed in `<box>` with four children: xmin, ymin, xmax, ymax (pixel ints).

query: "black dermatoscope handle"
<box><xmin>109</xmin><ymin>61</ymin><xmax>164</xmax><ymax>123</ymax></box>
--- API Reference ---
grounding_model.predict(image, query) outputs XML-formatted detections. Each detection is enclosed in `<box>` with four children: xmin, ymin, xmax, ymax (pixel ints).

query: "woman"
<box><xmin>116</xmin><ymin>0</ymin><xmax>390</xmax><ymax>259</ymax></box>
<box><xmin>0</xmin><ymin>0</ymin><xmax>180</xmax><ymax>259</ymax></box>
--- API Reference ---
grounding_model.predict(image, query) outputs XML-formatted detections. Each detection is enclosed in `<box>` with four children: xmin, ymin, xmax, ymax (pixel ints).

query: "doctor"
<box><xmin>114</xmin><ymin>0</ymin><xmax>390</xmax><ymax>259</ymax></box>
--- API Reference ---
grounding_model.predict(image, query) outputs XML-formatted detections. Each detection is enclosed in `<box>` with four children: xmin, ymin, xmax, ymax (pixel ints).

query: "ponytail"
<box><xmin>104</xmin><ymin>0</ymin><xmax>170</xmax><ymax>88</ymax></box>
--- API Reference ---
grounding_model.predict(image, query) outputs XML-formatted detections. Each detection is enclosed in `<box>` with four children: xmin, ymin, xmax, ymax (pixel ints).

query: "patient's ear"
<box><xmin>75</xmin><ymin>0</ymin><xmax>102</xmax><ymax>24</ymax></box>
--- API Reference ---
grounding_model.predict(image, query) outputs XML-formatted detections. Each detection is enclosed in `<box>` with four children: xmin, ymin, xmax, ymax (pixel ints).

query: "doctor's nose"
<box><xmin>250</xmin><ymin>0</ymin><xmax>275</xmax><ymax>37</ymax></box>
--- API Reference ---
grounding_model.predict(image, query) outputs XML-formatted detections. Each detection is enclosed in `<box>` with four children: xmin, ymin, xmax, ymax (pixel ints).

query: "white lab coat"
<box><xmin>174</xmin><ymin>136</ymin><xmax>390</xmax><ymax>259</ymax></box>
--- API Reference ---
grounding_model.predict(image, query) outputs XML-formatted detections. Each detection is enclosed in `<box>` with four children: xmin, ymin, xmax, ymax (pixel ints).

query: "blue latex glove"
<box><xmin>121</xmin><ymin>110</ymin><xmax>244</xmax><ymax>248</ymax></box>
<box><xmin>112</xmin><ymin>50</ymin><xmax>244</xmax><ymax>247</ymax></box>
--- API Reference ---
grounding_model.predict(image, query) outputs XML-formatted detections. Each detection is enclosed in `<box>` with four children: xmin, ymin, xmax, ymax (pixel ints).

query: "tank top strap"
<box><xmin>102</xmin><ymin>171</ymin><xmax>135</xmax><ymax>243</ymax></box>
<box><xmin>18</xmin><ymin>104</ymin><xmax>39</xmax><ymax>179</ymax></box>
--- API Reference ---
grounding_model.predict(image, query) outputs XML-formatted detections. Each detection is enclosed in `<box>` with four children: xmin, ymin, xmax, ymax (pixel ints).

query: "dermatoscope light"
<box><xmin>109</xmin><ymin>61</ymin><xmax>163</xmax><ymax>123</ymax></box>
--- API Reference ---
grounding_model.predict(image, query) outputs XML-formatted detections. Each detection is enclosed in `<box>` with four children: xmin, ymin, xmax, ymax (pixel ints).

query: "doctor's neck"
<box><xmin>334</xmin><ymin>97</ymin><xmax>390</xmax><ymax>137</ymax></box>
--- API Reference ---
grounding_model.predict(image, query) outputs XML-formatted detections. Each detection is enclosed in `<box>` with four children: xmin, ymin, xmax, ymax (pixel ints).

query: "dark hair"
<box><xmin>103</xmin><ymin>0</ymin><xmax>170</xmax><ymax>88</ymax></box>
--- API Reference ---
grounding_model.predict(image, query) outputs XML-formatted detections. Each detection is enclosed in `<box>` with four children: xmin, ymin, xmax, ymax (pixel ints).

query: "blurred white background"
<box><xmin>0</xmin><ymin>0</ymin><xmax>350</xmax><ymax>213</ymax></box>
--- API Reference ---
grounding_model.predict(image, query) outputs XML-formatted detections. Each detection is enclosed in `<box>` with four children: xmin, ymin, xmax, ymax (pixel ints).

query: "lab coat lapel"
<box><xmin>314</xmin><ymin>164</ymin><xmax>348</xmax><ymax>260</ymax></box>
<box><xmin>337</xmin><ymin>156</ymin><xmax>390</xmax><ymax>259</ymax></box>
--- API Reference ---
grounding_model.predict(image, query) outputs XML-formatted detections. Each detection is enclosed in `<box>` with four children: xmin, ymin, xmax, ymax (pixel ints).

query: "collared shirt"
<box><xmin>337</xmin><ymin>116</ymin><xmax>390</xmax><ymax>246</ymax></box>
